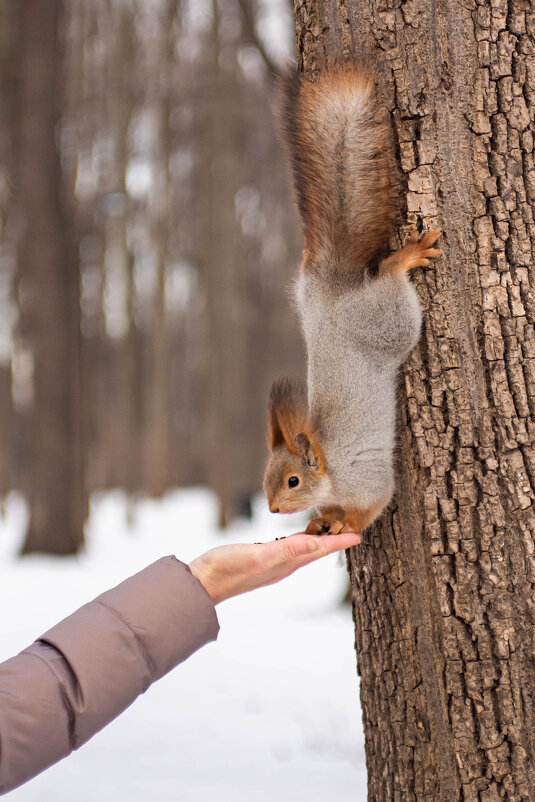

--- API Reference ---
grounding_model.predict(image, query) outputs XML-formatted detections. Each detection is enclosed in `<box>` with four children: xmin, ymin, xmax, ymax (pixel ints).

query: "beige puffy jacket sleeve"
<box><xmin>0</xmin><ymin>556</ymin><xmax>219</xmax><ymax>795</ymax></box>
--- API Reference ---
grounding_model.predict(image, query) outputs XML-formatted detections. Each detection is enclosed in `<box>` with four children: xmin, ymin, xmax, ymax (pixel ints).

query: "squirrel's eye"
<box><xmin>288</xmin><ymin>476</ymin><xmax>299</xmax><ymax>488</ymax></box>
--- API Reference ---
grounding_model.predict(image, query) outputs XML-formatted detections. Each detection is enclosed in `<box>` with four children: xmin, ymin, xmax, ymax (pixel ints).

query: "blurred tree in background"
<box><xmin>0</xmin><ymin>0</ymin><xmax>303</xmax><ymax>553</ymax></box>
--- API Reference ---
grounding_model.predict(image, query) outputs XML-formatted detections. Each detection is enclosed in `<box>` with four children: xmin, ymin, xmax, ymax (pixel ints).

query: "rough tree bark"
<box><xmin>292</xmin><ymin>2</ymin><xmax>535</xmax><ymax>800</ymax></box>
<box><xmin>16</xmin><ymin>0</ymin><xmax>86</xmax><ymax>554</ymax></box>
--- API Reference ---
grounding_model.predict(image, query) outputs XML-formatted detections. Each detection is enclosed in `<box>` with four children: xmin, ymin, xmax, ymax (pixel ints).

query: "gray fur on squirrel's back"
<box><xmin>294</xmin><ymin>270</ymin><xmax>422</xmax><ymax>509</ymax></box>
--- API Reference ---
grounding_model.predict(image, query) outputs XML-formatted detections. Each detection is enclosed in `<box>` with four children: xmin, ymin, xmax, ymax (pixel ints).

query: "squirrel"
<box><xmin>263</xmin><ymin>64</ymin><xmax>442</xmax><ymax>535</ymax></box>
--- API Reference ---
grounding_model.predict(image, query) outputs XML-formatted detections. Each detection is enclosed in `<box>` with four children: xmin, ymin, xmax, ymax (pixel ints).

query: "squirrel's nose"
<box><xmin>270</xmin><ymin>505</ymin><xmax>279</xmax><ymax>513</ymax></box>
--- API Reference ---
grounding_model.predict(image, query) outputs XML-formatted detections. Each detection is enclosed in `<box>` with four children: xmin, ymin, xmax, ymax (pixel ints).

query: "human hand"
<box><xmin>188</xmin><ymin>531</ymin><xmax>361</xmax><ymax>604</ymax></box>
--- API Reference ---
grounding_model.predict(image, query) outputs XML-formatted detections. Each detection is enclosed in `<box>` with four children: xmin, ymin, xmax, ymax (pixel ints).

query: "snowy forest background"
<box><xmin>0</xmin><ymin>0</ymin><xmax>305</xmax><ymax>554</ymax></box>
<box><xmin>0</xmin><ymin>3</ymin><xmax>367</xmax><ymax>798</ymax></box>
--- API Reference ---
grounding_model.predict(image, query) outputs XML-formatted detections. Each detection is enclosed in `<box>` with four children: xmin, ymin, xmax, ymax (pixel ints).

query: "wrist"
<box><xmin>189</xmin><ymin>558</ymin><xmax>223</xmax><ymax>605</ymax></box>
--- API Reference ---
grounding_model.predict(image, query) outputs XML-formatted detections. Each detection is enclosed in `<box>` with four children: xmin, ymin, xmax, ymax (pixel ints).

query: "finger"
<box><xmin>281</xmin><ymin>532</ymin><xmax>362</xmax><ymax>560</ymax></box>
<box><xmin>307</xmin><ymin>532</ymin><xmax>362</xmax><ymax>551</ymax></box>
<box><xmin>254</xmin><ymin>532</ymin><xmax>361</xmax><ymax>576</ymax></box>
<box><xmin>287</xmin><ymin>534</ymin><xmax>362</xmax><ymax>570</ymax></box>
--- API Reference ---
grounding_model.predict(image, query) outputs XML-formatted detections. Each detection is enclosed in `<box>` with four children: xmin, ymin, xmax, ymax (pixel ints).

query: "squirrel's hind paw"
<box><xmin>379</xmin><ymin>229</ymin><xmax>442</xmax><ymax>276</ymax></box>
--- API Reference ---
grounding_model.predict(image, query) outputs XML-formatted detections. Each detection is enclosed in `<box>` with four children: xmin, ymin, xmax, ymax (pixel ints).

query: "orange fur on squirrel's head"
<box><xmin>264</xmin><ymin>377</ymin><xmax>331</xmax><ymax>514</ymax></box>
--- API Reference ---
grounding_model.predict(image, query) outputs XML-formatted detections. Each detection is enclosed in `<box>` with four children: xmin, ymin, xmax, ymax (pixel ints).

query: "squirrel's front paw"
<box><xmin>305</xmin><ymin>517</ymin><xmax>345</xmax><ymax>535</ymax></box>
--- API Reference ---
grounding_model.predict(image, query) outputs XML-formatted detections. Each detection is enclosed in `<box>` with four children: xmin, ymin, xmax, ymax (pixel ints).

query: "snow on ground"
<box><xmin>0</xmin><ymin>490</ymin><xmax>367</xmax><ymax>801</ymax></box>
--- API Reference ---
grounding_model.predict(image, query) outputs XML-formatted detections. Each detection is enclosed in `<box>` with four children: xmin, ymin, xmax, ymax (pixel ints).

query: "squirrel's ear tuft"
<box><xmin>294</xmin><ymin>432</ymin><xmax>325</xmax><ymax>471</ymax></box>
<box><xmin>267</xmin><ymin>377</ymin><xmax>308</xmax><ymax>453</ymax></box>
<box><xmin>267</xmin><ymin>403</ymin><xmax>285</xmax><ymax>451</ymax></box>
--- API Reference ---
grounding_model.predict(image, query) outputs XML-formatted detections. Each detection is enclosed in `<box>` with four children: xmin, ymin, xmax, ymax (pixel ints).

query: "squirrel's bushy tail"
<box><xmin>280</xmin><ymin>64</ymin><xmax>396</xmax><ymax>273</ymax></box>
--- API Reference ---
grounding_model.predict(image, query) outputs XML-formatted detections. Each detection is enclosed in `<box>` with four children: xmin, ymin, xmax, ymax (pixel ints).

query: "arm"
<box><xmin>0</xmin><ymin>556</ymin><xmax>218</xmax><ymax>796</ymax></box>
<box><xmin>0</xmin><ymin>532</ymin><xmax>360</xmax><ymax>795</ymax></box>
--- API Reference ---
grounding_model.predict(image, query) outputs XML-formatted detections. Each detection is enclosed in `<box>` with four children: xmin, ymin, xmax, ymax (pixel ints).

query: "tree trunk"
<box><xmin>143</xmin><ymin>0</ymin><xmax>179</xmax><ymax>498</ymax></box>
<box><xmin>202</xmin><ymin>0</ymin><xmax>249</xmax><ymax>526</ymax></box>
<box><xmin>16</xmin><ymin>0</ymin><xmax>85</xmax><ymax>554</ymax></box>
<box><xmin>292</xmin><ymin>2</ymin><xmax>535</xmax><ymax>800</ymax></box>
<box><xmin>103</xmin><ymin>1</ymin><xmax>140</xmax><ymax>495</ymax></box>
<box><xmin>0</xmin><ymin>0</ymin><xmax>20</xmax><ymax>504</ymax></box>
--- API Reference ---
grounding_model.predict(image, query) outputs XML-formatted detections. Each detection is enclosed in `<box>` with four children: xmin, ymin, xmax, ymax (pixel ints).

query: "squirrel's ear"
<box><xmin>267</xmin><ymin>405</ymin><xmax>285</xmax><ymax>451</ymax></box>
<box><xmin>295</xmin><ymin>432</ymin><xmax>324</xmax><ymax>471</ymax></box>
<box><xmin>267</xmin><ymin>377</ymin><xmax>308</xmax><ymax>453</ymax></box>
